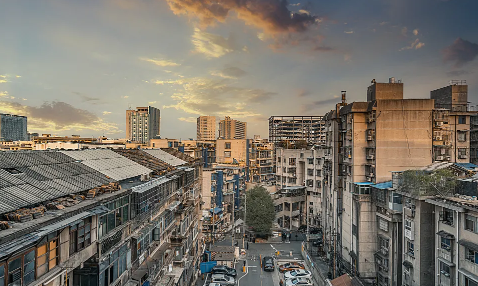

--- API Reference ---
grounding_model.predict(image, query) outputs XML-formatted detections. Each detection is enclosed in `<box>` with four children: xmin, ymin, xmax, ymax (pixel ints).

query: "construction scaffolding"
<box><xmin>268</xmin><ymin>116</ymin><xmax>325</xmax><ymax>145</ymax></box>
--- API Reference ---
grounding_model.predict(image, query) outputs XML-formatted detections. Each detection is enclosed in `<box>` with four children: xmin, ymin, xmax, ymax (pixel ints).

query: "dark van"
<box><xmin>263</xmin><ymin>256</ymin><xmax>274</xmax><ymax>271</ymax></box>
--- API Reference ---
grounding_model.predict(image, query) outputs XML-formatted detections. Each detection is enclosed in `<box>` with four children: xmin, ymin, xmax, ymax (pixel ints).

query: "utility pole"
<box><xmin>243</xmin><ymin>189</ymin><xmax>247</xmax><ymax>249</ymax></box>
<box><xmin>232</xmin><ymin>190</ymin><xmax>235</xmax><ymax>247</ymax></box>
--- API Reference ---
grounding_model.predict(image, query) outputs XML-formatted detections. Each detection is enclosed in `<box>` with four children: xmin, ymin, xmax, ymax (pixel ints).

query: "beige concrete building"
<box><xmin>218</xmin><ymin>116</ymin><xmax>247</xmax><ymax>139</ymax></box>
<box><xmin>249</xmin><ymin>135</ymin><xmax>275</xmax><ymax>183</ymax></box>
<box><xmin>126</xmin><ymin>106</ymin><xmax>161</xmax><ymax>144</ymax></box>
<box><xmin>216</xmin><ymin>139</ymin><xmax>250</xmax><ymax>165</ymax></box>
<box><xmin>197</xmin><ymin>116</ymin><xmax>216</xmax><ymax>141</ymax></box>
<box><xmin>275</xmin><ymin>147</ymin><xmax>324</xmax><ymax>227</ymax></box>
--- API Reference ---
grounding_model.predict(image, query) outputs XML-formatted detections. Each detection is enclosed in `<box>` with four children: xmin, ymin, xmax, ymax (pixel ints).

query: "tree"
<box><xmin>246</xmin><ymin>185</ymin><xmax>275</xmax><ymax>235</ymax></box>
<box><xmin>399</xmin><ymin>169</ymin><xmax>457</xmax><ymax>197</ymax></box>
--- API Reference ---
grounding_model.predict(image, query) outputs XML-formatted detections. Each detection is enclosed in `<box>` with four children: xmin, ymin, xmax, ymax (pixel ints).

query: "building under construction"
<box><xmin>268</xmin><ymin>116</ymin><xmax>325</xmax><ymax>145</ymax></box>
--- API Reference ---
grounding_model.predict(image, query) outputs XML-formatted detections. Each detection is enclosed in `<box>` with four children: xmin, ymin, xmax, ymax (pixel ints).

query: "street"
<box><xmin>197</xmin><ymin>238</ymin><xmax>304</xmax><ymax>286</ymax></box>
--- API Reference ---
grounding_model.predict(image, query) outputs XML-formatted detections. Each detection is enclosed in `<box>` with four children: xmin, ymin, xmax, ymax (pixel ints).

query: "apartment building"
<box><xmin>215</xmin><ymin>139</ymin><xmax>250</xmax><ymax>165</ymax></box>
<box><xmin>249</xmin><ymin>135</ymin><xmax>274</xmax><ymax>183</ymax></box>
<box><xmin>274</xmin><ymin>186</ymin><xmax>308</xmax><ymax>229</ymax></box>
<box><xmin>0</xmin><ymin>113</ymin><xmax>27</xmax><ymax>141</ymax></box>
<box><xmin>197</xmin><ymin>116</ymin><xmax>216</xmax><ymax>141</ymax></box>
<box><xmin>269</xmin><ymin>116</ymin><xmax>325</xmax><ymax>145</ymax></box>
<box><xmin>0</xmin><ymin>149</ymin><xmax>202</xmax><ymax>286</ymax></box>
<box><xmin>201</xmin><ymin>166</ymin><xmax>246</xmax><ymax>241</ymax></box>
<box><xmin>275</xmin><ymin>147</ymin><xmax>324</xmax><ymax>227</ymax></box>
<box><xmin>218</xmin><ymin>116</ymin><xmax>246</xmax><ymax>139</ymax></box>
<box><xmin>126</xmin><ymin>106</ymin><xmax>161</xmax><ymax>144</ymax></box>
<box><xmin>471</xmin><ymin>114</ymin><xmax>478</xmax><ymax>165</ymax></box>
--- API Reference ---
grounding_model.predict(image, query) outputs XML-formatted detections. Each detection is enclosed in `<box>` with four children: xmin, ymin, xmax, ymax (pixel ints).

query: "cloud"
<box><xmin>211</xmin><ymin>67</ymin><xmax>247</xmax><ymax>79</ymax></box>
<box><xmin>178</xmin><ymin>117</ymin><xmax>197</xmax><ymax>123</ymax></box>
<box><xmin>443</xmin><ymin>38</ymin><xmax>478</xmax><ymax>68</ymax></box>
<box><xmin>192</xmin><ymin>28</ymin><xmax>246</xmax><ymax>58</ymax></box>
<box><xmin>413</xmin><ymin>29</ymin><xmax>419</xmax><ymax>36</ymax></box>
<box><xmin>446</xmin><ymin>70</ymin><xmax>472</xmax><ymax>77</ymax></box>
<box><xmin>344</xmin><ymin>31</ymin><xmax>354</xmax><ymax>34</ymax></box>
<box><xmin>140</xmin><ymin>57</ymin><xmax>181</xmax><ymax>67</ymax></box>
<box><xmin>379</xmin><ymin>22</ymin><xmax>388</xmax><ymax>26</ymax></box>
<box><xmin>401</xmin><ymin>27</ymin><xmax>408</xmax><ymax>36</ymax></box>
<box><xmin>0</xmin><ymin>91</ymin><xmax>8</xmax><ymax>97</ymax></box>
<box><xmin>399</xmin><ymin>38</ymin><xmax>425</xmax><ymax>51</ymax></box>
<box><xmin>102</xmin><ymin>111</ymin><xmax>112</xmax><ymax>115</ymax></box>
<box><xmin>302</xmin><ymin>96</ymin><xmax>340</xmax><ymax>112</ymax></box>
<box><xmin>296</xmin><ymin>89</ymin><xmax>310</xmax><ymax>97</ymax></box>
<box><xmin>415</xmin><ymin>42</ymin><xmax>425</xmax><ymax>49</ymax></box>
<box><xmin>122</xmin><ymin>96</ymin><xmax>129</xmax><ymax>99</ymax></box>
<box><xmin>161</xmin><ymin>76</ymin><xmax>276</xmax><ymax>118</ymax></box>
<box><xmin>165</xmin><ymin>0</ymin><xmax>319</xmax><ymax>35</ymax></box>
<box><xmin>148</xmin><ymin>101</ymin><xmax>157</xmax><ymax>104</ymax></box>
<box><xmin>0</xmin><ymin>101</ymin><xmax>120</xmax><ymax>133</ymax></box>
<box><xmin>0</xmin><ymin>75</ymin><xmax>5</xmax><ymax>78</ymax></box>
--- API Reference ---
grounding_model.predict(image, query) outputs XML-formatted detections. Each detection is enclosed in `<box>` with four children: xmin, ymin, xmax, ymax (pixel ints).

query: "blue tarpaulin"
<box><xmin>210</xmin><ymin>207</ymin><xmax>223</xmax><ymax>214</ymax></box>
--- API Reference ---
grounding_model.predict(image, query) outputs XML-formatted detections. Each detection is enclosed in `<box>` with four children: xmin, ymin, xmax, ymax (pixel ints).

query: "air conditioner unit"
<box><xmin>436</xmin><ymin>156</ymin><xmax>444</xmax><ymax>161</ymax></box>
<box><xmin>366</xmin><ymin>177</ymin><xmax>372</xmax><ymax>182</ymax></box>
<box><xmin>367</xmin><ymin>136</ymin><xmax>373</xmax><ymax>141</ymax></box>
<box><xmin>369</xmin><ymin>173</ymin><xmax>374</xmax><ymax>177</ymax></box>
<box><xmin>446</xmin><ymin>156</ymin><xmax>451</xmax><ymax>161</ymax></box>
<box><xmin>435</xmin><ymin>136</ymin><xmax>442</xmax><ymax>141</ymax></box>
<box><xmin>459</xmin><ymin>155</ymin><xmax>468</xmax><ymax>159</ymax></box>
<box><xmin>367</xmin><ymin>155</ymin><xmax>374</xmax><ymax>160</ymax></box>
<box><xmin>444</xmin><ymin>142</ymin><xmax>452</xmax><ymax>146</ymax></box>
<box><xmin>436</xmin><ymin>122</ymin><xmax>444</xmax><ymax>127</ymax></box>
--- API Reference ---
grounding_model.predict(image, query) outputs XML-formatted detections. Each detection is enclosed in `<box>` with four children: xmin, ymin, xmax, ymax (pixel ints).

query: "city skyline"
<box><xmin>0</xmin><ymin>0</ymin><xmax>477</xmax><ymax>139</ymax></box>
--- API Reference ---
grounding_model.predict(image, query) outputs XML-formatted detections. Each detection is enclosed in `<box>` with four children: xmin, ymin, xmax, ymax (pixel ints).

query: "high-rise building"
<box><xmin>197</xmin><ymin>116</ymin><xmax>216</xmax><ymax>140</ymax></box>
<box><xmin>268</xmin><ymin>116</ymin><xmax>325</xmax><ymax>145</ymax></box>
<box><xmin>126</xmin><ymin>106</ymin><xmax>160</xmax><ymax>144</ymax></box>
<box><xmin>0</xmin><ymin>113</ymin><xmax>27</xmax><ymax>141</ymax></box>
<box><xmin>218</xmin><ymin>116</ymin><xmax>247</xmax><ymax>139</ymax></box>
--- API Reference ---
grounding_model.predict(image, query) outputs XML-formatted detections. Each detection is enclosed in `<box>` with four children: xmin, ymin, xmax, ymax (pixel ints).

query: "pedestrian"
<box><xmin>246</xmin><ymin>242</ymin><xmax>249</xmax><ymax>250</ymax></box>
<box><xmin>243</xmin><ymin>260</ymin><xmax>246</xmax><ymax>267</ymax></box>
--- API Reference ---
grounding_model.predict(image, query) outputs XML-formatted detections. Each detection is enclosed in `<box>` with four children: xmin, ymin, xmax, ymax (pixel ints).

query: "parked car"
<box><xmin>263</xmin><ymin>256</ymin><xmax>274</xmax><ymax>271</ymax></box>
<box><xmin>285</xmin><ymin>277</ymin><xmax>313</xmax><ymax>286</ymax></box>
<box><xmin>312</xmin><ymin>238</ymin><xmax>323</xmax><ymax>247</ymax></box>
<box><xmin>211</xmin><ymin>265</ymin><xmax>237</xmax><ymax>277</ymax></box>
<box><xmin>279</xmin><ymin>262</ymin><xmax>305</xmax><ymax>273</ymax></box>
<box><xmin>208</xmin><ymin>284</ymin><xmax>221</xmax><ymax>286</ymax></box>
<box><xmin>211</xmin><ymin>274</ymin><xmax>235</xmax><ymax>286</ymax></box>
<box><xmin>284</xmin><ymin>269</ymin><xmax>312</xmax><ymax>280</ymax></box>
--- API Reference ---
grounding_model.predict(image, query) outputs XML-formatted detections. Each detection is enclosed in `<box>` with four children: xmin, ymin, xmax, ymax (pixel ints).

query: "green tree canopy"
<box><xmin>399</xmin><ymin>168</ymin><xmax>457</xmax><ymax>197</ymax></box>
<box><xmin>246</xmin><ymin>185</ymin><xmax>275</xmax><ymax>235</ymax></box>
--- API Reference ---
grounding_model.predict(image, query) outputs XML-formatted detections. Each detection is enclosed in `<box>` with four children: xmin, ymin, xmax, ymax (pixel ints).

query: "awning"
<box><xmin>89</xmin><ymin>205</ymin><xmax>110</xmax><ymax>215</ymax></box>
<box><xmin>458</xmin><ymin>268</ymin><xmax>478</xmax><ymax>284</ymax></box>
<box><xmin>437</xmin><ymin>230</ymin><xmax>455</xmax><ymax>240</ymax></box>
<box><xmin>210</xmin><ymin>207</ymin><xmax>223</xmax><ymax>214</ymax></box>
<box><xmin>438</xmin><ymin>257</ymin><xmax>455</xmax><ymax>267</ymax></box>
<box><xmin>403</xmin><ymin>260</ymin><xmax>413</xmax><ymax>269</ymax></box>
<box><xmin>459</xmin><ymin>239</ymin><xmax>478</xmax><ymax>252</ymax></box>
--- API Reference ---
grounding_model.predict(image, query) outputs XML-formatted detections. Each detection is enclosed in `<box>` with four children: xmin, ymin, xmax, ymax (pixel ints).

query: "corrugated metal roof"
<box><xmin>454</xmin><ymin>163</ymin><xmax>478</xmax><ymax>171</ymax></box>
<box><xmin>372</xmin><ymin>181</ymin><xmax>392</xmax><ymax>190</ymax></box>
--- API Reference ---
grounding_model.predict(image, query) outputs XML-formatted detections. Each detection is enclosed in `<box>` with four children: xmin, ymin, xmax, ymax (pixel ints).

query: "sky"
<box><xmin>1</xmin><ymin>0</ymin><xmax>478</xmax><ymax>139</ymax></box>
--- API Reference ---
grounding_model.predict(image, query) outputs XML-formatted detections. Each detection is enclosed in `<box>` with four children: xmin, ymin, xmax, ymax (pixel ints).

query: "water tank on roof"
<box><xmin>389</xmin><ymin>77</ymin><xmax>395</xmax><ymax>83</ymax></box>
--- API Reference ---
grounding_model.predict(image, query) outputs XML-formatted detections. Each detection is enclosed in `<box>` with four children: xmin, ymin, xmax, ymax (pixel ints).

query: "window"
<box><xmin>224</xmin><ymin>151</ymin><xmax>231</xmax><ymax>158</ymax></box>
<box><xmin>458</xmin><ymin>132</ymin><xmax>467</xmax><ymax>142</ymax></box>
<box><xmin>306</xmin><ymin>179</ymin><xmax>313</xmax><ymax>187</ymax></box>
<box><xmin>23</xmin><ymin>250</ymin><xmax>35</xmax><ymax>285</ymax></box>
<box><xmin>225</xmin><ymin>143</ymin><xmax>231</xmax><ymax>149</ymax></box>
<box><xmin>440</xmin><ymin>209</ymin><xmax>454</xmax><ymax>226</ymax></box>
<box><xmin>440</xmin><ymin>262</ymin><xmax>450</xmax><ymax>277</ymax></box>
<box><xmin>99</xmin><ymin>196</ymin><xmax>129</xmax><ymax>239</ymax></box>
<box><xmin>8</xmin><ymin>257</ymin><xmax>21</xmax><ymax>286</ymax></box>
<box><xmin>466</xmin><ymin>215</ymin><xmax>477</xmax><ymax>233</ymax></box>
<box><xmin>289</xmin><ymin>158</ymin><xmax>296</xmax><ymax>165</ymax></box>
<box><xmin>379</xmin><ymin>236</ymin><xmax>389</xmax><ymax>251</ymax></box>
<box><xmin>316</xmin><ymin>169</ymin><xmax>321</xmax><ymax>177</ymax></box>
<box><xmin>379</xmin><ymin>219</ymin><xmax>389</xmax><ymax>232</ymax></box>
<box><xmin>459</xmin><ymin>148</ymin><xmax>467</xmax><ymax>157</ymax></box>
<box><xmin>316</xmin><ymin>181</ymin><xmax>321</xmax><ymax>188</ymax></box>
<box><xmin>70</xmin><ymin>217</ymin><xmax>92</xmax><ymax>254</ymax></box>
<box><xmin>0</xmin><ymin>264</ymin><xmax>4</xmax><ymax>286</ymax></box>
<box><xmin>441</xmin><ymin>237</ymin><xmax>451</xmax><ymax>250</ymax></box>
<box><xmin>464</xmin><ymin>276</ymin><xmax>478</xmax><ymax>286</ymax></box>
<box><xmin>307</xmin><ymin>169</ymin><xmax>314</xmax><ymax>176</ymax></box>
<box><xmin>459</xmin><ymin>116</ymin><xmax>467</xmax><ymax>124</ymax></box>
<box><xmin>308</xmin><ymin>158</ymin><xmax>313</xmax><ymax>165</ymax></box>
<box><xmin>407</xmin><ymin>241</ymin><xmax>414</xmax><ymax>256</ymax></box>
<box><xmin>277</xmin><ymin>157</ymin><xmax>281</xmax><ymax>163</ymax></box>
<box><xmin>36</xmin><ymin>236</ymin><xmax>58</xmax><ymax>278</ymax></box>
<box><xmin>466</xmin><ymin>248</ymin><xmax>478</xmax><ymax>264</ymax></box>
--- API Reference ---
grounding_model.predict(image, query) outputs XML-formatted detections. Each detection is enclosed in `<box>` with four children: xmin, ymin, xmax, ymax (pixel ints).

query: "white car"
<box><xmin>285</xmin><ymin>277</ymin><xmax>313</xmax><ymax>286</ymax></box>
<box><xmin>211</xmin><ymin>274</ymin><xmax>235</xmax><ymax>286</ymax></box>
<box><xmin>284</xmin><ymin>269</ymin><xmax>312</xmax><ymax>280</ymax></box>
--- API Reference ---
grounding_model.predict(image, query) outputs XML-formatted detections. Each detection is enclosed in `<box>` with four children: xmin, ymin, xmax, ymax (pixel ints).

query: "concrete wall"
<box><xmin>367</xmin><ymin>83</ymin><xmax>404</xmax><ymax>101</ymax></box>
<box><xmin>375</xmin><ymin>99</ymin><xmax>434</xmax><ymax>183</ymax></box>
<box><xmin>216</xmin><ymin>139</ymin><xmax>248</xmax><ymax>164</ymax></box>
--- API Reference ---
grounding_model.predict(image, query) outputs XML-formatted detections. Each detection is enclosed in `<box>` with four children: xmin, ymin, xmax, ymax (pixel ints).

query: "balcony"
<box><xmin>438</xmin><ymin>248</ymin><xmax>452</xmax><ymax>262</ymax></box>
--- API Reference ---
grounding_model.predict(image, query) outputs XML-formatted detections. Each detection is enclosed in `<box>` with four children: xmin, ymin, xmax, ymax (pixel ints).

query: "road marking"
<box><xmin>237</xmin><ymin>260</ymin><xmax>248</xmax><ymax>286</ymax></box>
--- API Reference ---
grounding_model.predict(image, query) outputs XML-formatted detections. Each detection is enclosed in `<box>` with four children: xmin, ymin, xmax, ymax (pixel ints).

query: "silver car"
<box><xmin>211</xmin><ymin>274</ymin><xmax>235</xmax><ymax>285</ymax></box>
